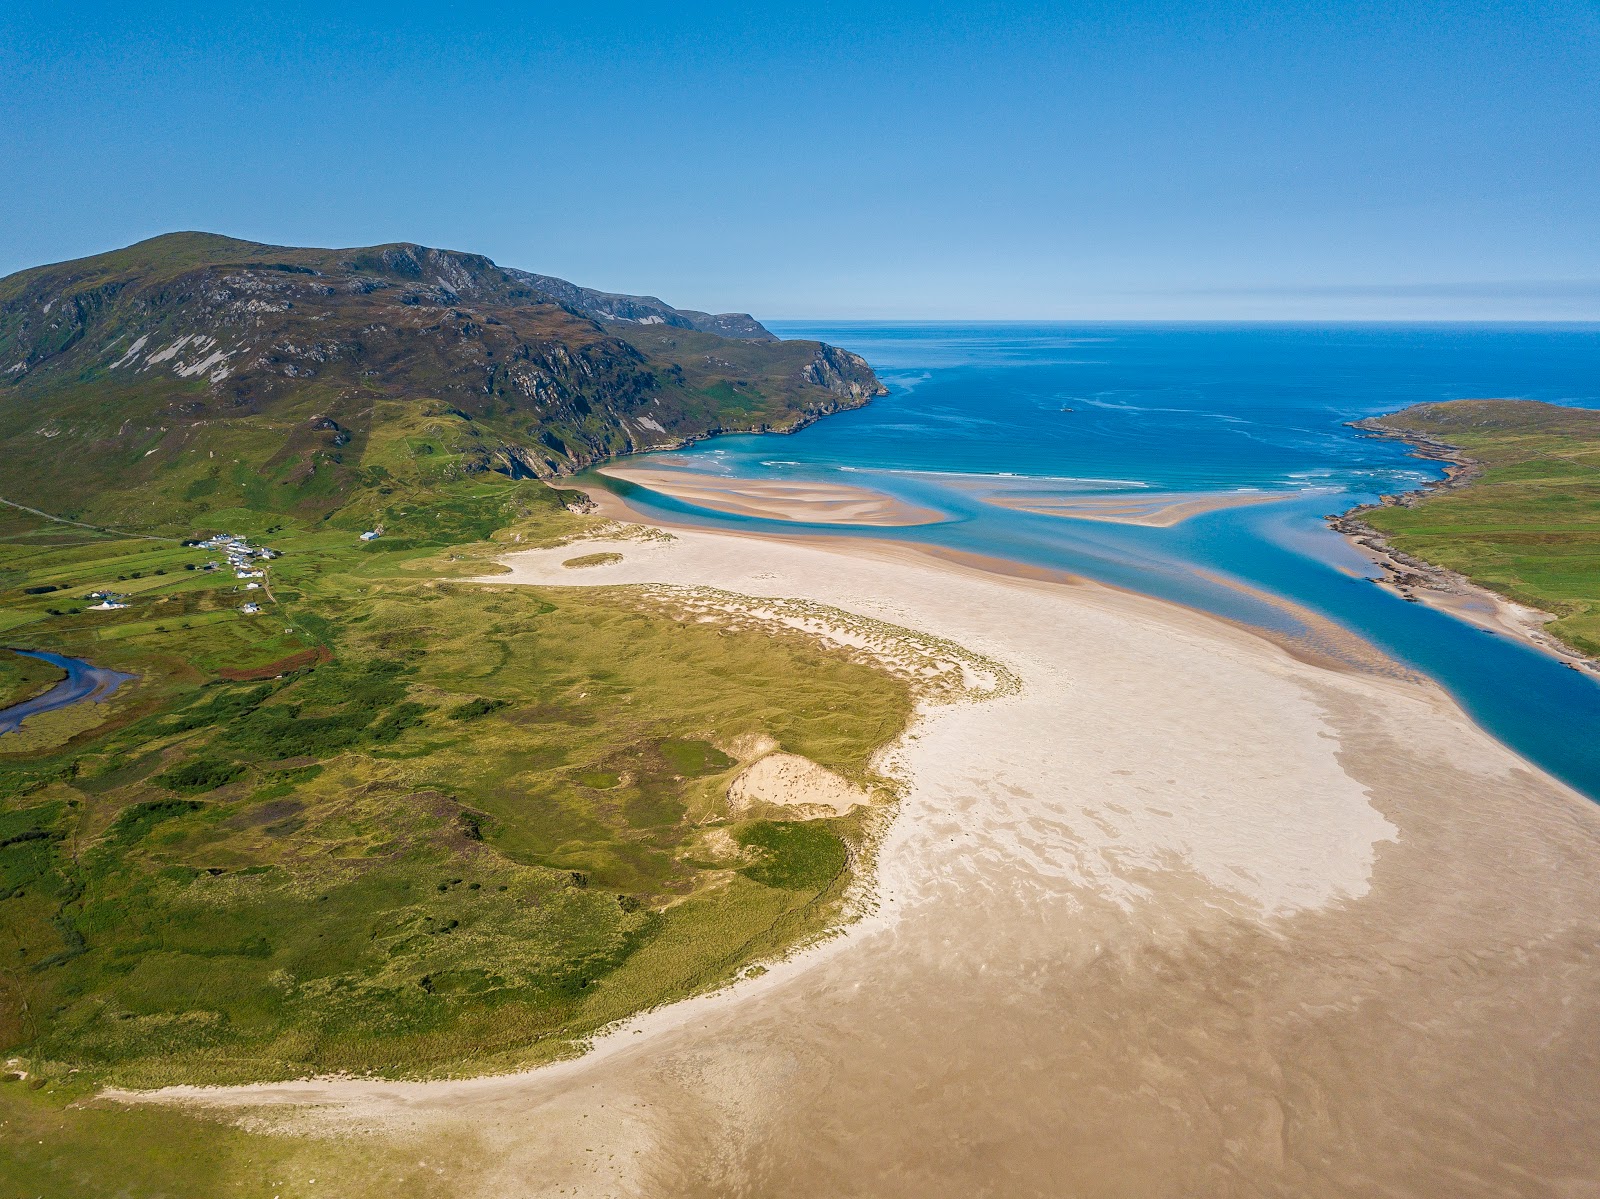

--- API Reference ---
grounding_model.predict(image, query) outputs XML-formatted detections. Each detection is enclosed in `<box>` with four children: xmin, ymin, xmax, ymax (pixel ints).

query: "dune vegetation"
<box><xmin>0</xmin><ymin>470</ymin><xmax>910</xmax><ymax>1093</ymax></box>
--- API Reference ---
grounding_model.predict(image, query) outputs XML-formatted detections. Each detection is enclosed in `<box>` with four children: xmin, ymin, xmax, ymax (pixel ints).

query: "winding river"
<box><xmin>0</xmin><ymin>649</ymin><xmax>136</xmax><ymax>735</ymax></box>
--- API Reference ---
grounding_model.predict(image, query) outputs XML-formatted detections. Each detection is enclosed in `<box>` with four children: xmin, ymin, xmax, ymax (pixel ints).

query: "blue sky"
<box><xmin>2</xmin><ymin>1</ymin><xmax>1597</xmax><ymax>318</ymax></box>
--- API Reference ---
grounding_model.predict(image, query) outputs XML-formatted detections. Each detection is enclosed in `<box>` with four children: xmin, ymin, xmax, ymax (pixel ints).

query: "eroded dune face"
<box><xmin>726</xmin><ymin>752</ymin><xmax>874</xmax><ymax>818</ymax></box>
<box><xmin>127</xmin><ymin>530</ymin><xmax>1600</xmax><ymax>1199</ymax></box>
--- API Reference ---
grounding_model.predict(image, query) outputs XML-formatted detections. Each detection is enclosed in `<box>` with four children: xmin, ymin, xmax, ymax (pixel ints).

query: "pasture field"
<box><xmin>1358</xmin><ymin>400</ymin><xmax>1600</xmax><ymax>658</ymax></box>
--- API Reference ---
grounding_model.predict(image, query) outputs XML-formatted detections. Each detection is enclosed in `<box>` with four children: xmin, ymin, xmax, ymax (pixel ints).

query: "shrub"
<box><xmin>447</xmin><ymin>697</ymin><xmax>508</xmax><ymax>721</ymax></box>
<box><xmin>105</xmin><ymin>798</ymin><xmax>206</xmax><ymax>846</ymax></box>
<box><xmin>153</xmin><ymin>758</ymin><xmax>245</xmax><ymax>794</ymax></box>
<box><xmin>737</xmin><ymin>820</ymin><xmax>848</xmax><ymax>891</ymax></box>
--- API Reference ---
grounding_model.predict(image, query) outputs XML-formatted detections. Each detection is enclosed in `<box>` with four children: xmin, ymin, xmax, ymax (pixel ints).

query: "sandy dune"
<box><xmin>596</xmin><ymin>464</ymin><xmax>947</xmax><ymax>526</ymax></box>
<box><xmin>112</xmin><ymin>528</ymin><xmax>1600</xmax><ymax>1198</ymax></box>
<box><xmin>727</xmin><ymin>752</ymin><xmax>874</xmax><ymax>817</ymax></box>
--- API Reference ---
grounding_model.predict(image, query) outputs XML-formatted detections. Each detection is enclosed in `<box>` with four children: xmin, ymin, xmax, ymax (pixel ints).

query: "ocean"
<box><xmin>591</xmin><ymin>322</ymin><xmax>1600</xmax><ymax>800</ymax></box>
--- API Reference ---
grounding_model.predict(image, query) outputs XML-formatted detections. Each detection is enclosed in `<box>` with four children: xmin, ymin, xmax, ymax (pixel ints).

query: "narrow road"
<box><xmin>0</xmin><ymin>496</ymin><xmax>176</xmax><ymax>540</ymax></box>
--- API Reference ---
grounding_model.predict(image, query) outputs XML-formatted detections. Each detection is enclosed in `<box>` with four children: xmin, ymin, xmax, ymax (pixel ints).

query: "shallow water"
<box><xmin>0</xmin><ymin>648</ymin><xmax>135</xmax><ymax>734</ymax></box>
<box><xmin>592</xmin><ymin>322</ymin><xmax>1600</xmax><ymax>800</ymax></box>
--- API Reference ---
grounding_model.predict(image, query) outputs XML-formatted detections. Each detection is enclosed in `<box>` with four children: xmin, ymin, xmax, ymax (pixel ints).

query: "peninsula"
<box><xmin>1331</xmin><ymin>399</ymin><xmax>1600</xmax><ymax>671</ymax></box>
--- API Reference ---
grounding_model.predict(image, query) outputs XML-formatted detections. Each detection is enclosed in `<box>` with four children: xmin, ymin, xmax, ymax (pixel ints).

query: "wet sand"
<box><xmin>111</xmin><ymin>527</ymin><xmax>1600</xmax><ymax>1198</ymax></box>
<box><xmin>595</xmin><ymin>464</ymin><xmax>947</xmax><ymax>526</ymax></box>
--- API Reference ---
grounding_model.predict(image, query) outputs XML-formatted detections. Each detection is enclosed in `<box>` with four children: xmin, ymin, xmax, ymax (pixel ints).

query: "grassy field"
<box><xmin>0</xmin><ymin>471</ymin><xmax>909</xmax><ymax>1114</ymax></box>
<box><xmin>0</xmin><ymin>649</ymin><xmax>65</xmax><ymax>709</ymax></box>
<box><xmin>1355</xmin><ymin>399</ymin><xmax>1600</xmax><ymax>657</ymax></box>
<box><xmin>0</xmin><ymin>1082</ymin><xmax>469</xmax><ymax>1199</ymax></box>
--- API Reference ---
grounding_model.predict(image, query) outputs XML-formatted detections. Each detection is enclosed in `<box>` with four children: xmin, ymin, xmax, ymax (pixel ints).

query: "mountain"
<box><xmin>0</xmin><ymin>232</ymin><xmax>883</xmax><ymax>529</ymax></box>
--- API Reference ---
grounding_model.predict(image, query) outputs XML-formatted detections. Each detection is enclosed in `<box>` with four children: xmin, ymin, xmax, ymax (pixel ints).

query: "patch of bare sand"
<box><xmin>727</xmin><ymin>752</ymin><xmax>874</xmax><ymax>817</ymax></box>
<box><xmin>596</xmin><ymin>464</ymin><xmax>946</xmax><ymax>526</ymax></box>
<box><xmin>109</xmin><ymin>528</ymin><xmax>1600</xmax><ymax>1199</ymax></box>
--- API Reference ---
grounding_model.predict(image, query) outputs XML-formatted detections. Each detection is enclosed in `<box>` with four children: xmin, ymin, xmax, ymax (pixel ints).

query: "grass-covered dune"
<box><xmin>1350</xmin><ymin>399</ymin><xmax>1600</xmax><ymax>658</ymax></box>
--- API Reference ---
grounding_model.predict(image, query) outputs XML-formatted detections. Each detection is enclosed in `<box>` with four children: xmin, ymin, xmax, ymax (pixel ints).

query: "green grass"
<box><xmin>1356</xmin><ymin>400</ymin><xmax>1600</xmax><ymax>657</ymax></box>
<box><xmin>0</xmin><ymin>477</ymin><xmax>912</xmax><ymax>1091</ymax></box>
<box><xmin>737</xmin><ymin>819</ymin><xmax>850</xmax><ymax>891</ymax></box>
<box><xmin>0</xmin><ymin>648</ymin><xmax>64</xmax><ymax>708</ymax></box>
<box><xmin>0</xmin><ymin>257</ymin><xmax>898</xmax><ymax>1176</ymax></box>
<box><xmin>560</xmin><ymin>551</ymin><xmax>624</xmax><ymax>569</ymax></box>
<box><xmin>0</xmin><ymin>1081</ymin><xmax>463</xmax><ymax>1199</ymax></box>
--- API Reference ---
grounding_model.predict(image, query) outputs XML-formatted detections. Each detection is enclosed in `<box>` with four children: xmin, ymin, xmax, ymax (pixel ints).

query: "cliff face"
<box><xmin>0</xmin><ymin>233</ymin><xmax>885</xmax><ymax>525</ymax></box>
<box><xmin>503</xmin><ymin>269</ymin><xmax>776</xmax><ymax>341</ymax></box>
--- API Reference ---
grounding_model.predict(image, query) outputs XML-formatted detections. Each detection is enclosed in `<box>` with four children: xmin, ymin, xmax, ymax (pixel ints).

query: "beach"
<box><xmin>110</xmin><ymin>514</ymin><xmax>1600</xmax><ymax>1198</ymax></box>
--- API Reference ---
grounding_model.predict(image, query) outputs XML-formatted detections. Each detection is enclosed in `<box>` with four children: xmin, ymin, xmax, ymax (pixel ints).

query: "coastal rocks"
<box><xmin>1345</xmin><ymin>415</ymin><xmax>1483</xmax><ymax>505</ymax></box>
<box><xmin>1324</xmin><ymin>486</ymin><xmax>1600</xmax><ymax>672</ymax></box>
<box><xmin>803</xmin><ymin>345</ymin><xmax>888</xmax><ymax>401</ymax></box>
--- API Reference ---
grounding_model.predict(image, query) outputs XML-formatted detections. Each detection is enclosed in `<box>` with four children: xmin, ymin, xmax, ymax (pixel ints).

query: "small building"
<box><xmin>360</xmin><ymin>530</ymin><xmax>381</xmax><ymax>541</ymax></box>
<box><xmin>240</xmin><ymin>602</ymin><xmax>261</xmax><ymax>615</ymax></box>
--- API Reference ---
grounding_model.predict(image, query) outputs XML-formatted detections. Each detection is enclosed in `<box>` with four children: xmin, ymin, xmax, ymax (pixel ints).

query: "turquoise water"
<box><xmin>596</xmin><ymin>323</ymin><xmax>1600</xmax><ymax>800</ymax></box>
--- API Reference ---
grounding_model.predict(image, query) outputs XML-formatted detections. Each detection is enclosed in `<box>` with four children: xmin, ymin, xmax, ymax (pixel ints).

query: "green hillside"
<box><xmin>0</xmin><ymin>232</ymin><xmax>883</xmax><ymax>532</ymax></box>
<box><xmin>1351</xmin><ymin>399</ymin><xmax>1600</xmax><ymax>658</ymax></box>
<box><xmin>0</xmin><ymin>236</ymin><xmax>908</xmax><ymax>1106</ymax></box>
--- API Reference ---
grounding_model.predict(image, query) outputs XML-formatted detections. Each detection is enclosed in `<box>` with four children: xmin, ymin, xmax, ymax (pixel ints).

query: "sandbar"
<box><xmin>595</xmin><ymin>464</ymin><xmax>947</xmax><ymax>526</ymax></box>
<box><xmin>964</xmin><ymin>483</ymin><xmax>1295</xmax><ymax>526</ymax></box>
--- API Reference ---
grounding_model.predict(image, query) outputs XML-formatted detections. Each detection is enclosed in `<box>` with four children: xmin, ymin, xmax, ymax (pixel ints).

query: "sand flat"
<box><xmin>596</xmin><ymin>464</ymin><xmax>947</xmax><ymax>526</ymax></box>
<box><xmin>113</xmin><ymin>527</ymin><xmax>1600</xmax><ymax>1198</ymax></box>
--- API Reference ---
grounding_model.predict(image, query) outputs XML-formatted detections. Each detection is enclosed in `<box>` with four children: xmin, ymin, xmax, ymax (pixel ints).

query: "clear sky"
<box><xmin>2</xmin><ymin>1</ymin><xmax>1597</xmax><ymax>319</ymax></box>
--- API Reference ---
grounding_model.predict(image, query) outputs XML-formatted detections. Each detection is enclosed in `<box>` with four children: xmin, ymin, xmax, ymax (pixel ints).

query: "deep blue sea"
<box><xmin>595</xmin><ymin>323</ymin><xmax>1600</xmax><ymax>800</ymax></box>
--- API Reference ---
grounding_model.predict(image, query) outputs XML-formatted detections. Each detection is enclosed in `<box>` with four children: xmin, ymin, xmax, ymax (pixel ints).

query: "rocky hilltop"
<box><xmin>0</xmin><ymin>232</ymin><xmax>884</xmax><ymax>528</ymax></box>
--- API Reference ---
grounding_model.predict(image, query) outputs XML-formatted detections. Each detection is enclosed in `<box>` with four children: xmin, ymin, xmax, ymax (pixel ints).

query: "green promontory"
<box><xmin>1345</xmin><ymin>399</ymin><xmax>1600</xmax><ymax>659</ymax></box>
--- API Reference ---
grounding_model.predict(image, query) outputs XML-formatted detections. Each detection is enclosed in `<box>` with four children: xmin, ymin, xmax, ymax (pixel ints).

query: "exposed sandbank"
<box><xmin>108</xmin><ymin>525</ymin><xmax>1600</xmax><ymax>1198</ymax></box>
<box><xmin>958</xmin><ymin>483</ymin><xmax>1295</xmax><ymax>526</ymax></box>
<box><xmin>595</xmin><ymin>464</ymin><xmax>947</xmax><ymax>526</ymax></box>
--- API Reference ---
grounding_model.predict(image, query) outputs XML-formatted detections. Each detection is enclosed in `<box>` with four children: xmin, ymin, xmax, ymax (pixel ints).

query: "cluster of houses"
<box><xmin>73</xmin><ymin>532</ymin><xmax>283</xmax><ymax>620</ymax></box>
<box><xmin>187</xmin><ymin>533</ymin><xmax>279</xmax><ymax>615</ymax></box>
<box><xmin>192</xmin><ymin>532</ymin><xmax>278</xmax><ymax>575</ymax></box>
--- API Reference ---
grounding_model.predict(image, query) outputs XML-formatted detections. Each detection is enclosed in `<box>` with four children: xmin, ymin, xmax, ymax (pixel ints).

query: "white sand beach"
<box><xmin>110</xmin><ymin>523</ymin><xmax>1600</xmax><ymax>1198</ymax></box>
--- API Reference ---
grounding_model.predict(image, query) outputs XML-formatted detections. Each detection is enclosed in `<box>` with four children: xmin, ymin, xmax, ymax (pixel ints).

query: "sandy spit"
<box><xmin>107</xmin><ymin>526</ymin><xmax>1600</xmax><ymax>1199</ymax></box>
<box><xmin>595</xmin><ymin>464</ymin><xmax>947</xmax><ymax>526</ymax></box>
